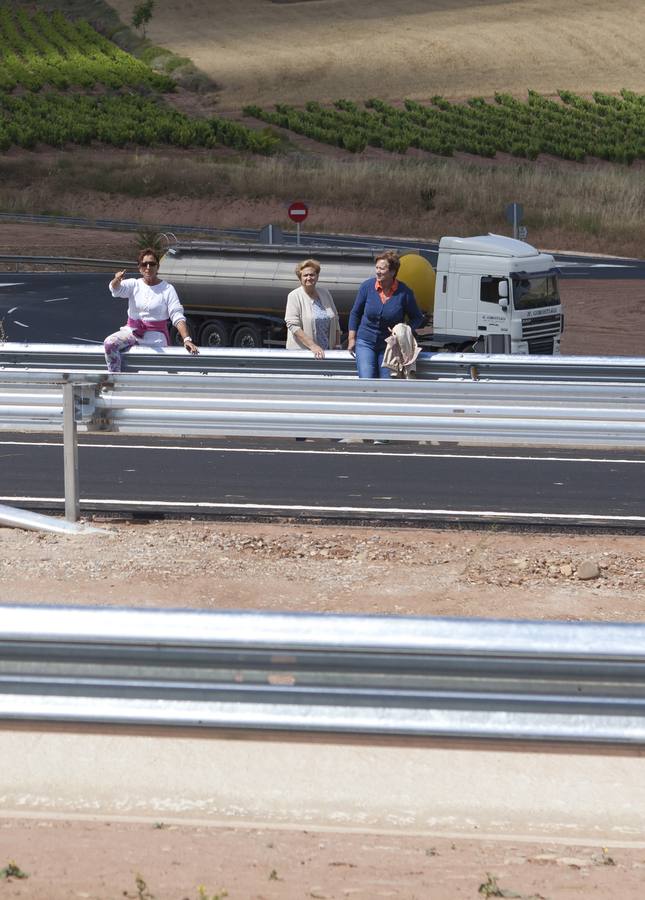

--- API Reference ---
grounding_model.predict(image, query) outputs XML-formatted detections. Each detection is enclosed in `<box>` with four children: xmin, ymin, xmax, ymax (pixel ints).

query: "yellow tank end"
<box><xmin>398</xmin><ymin>253</ymin><xmax>436</xmax><ymax>315</ymax></box>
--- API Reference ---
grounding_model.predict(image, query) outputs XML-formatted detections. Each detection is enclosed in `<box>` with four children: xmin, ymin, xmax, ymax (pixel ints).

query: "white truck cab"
<box><xmin>431</xmin><ymin>234</ymin><xmax>563</xmax><ymax>354</ymax></box>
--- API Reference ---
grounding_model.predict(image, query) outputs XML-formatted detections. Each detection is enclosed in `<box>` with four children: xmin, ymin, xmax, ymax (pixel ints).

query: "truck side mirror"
<box><xmin>498</xmin><ymin>281</ymin><xmax>509</xmax><ymax>308</ymax></box>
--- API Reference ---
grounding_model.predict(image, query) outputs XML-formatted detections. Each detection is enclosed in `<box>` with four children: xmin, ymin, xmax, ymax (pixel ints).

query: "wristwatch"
<box><xmin>183</xmin><ymin>336</ymin><xmax>193</xmax><ymax>344</ymax></box>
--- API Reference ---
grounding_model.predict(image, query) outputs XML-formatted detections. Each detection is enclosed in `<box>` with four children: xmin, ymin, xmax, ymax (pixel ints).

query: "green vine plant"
<box><xmin>0</xmin><ymin>861</ymin><xmax>29</xmax><ymax>880</ymax></box>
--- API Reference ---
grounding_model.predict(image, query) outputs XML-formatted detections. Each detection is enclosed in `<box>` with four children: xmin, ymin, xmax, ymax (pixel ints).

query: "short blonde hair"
<box><xmin>295</xmin><ymin>258</ymin><xmax>321</xmax><ymax>279</ymax></box>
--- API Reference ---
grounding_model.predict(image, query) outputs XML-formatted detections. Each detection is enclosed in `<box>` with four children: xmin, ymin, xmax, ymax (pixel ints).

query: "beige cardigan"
<box><xmin>284</xmin><ymin>285</ymin><xmax>340</xmax><ymax>350</ymax></box>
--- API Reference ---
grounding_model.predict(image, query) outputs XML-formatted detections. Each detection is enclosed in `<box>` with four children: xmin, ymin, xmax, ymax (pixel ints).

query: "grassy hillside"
<box><xmin>107</xmin><ymin>0</ymin><xmax>645</xmax><ymax>109</ymax></box>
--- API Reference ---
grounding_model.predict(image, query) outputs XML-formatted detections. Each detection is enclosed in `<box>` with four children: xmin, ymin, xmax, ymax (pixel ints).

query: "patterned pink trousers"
<box><xmin>103</xmin><ymin>327</ymin><xmax>166</xmax><ymax>373</ymax></box>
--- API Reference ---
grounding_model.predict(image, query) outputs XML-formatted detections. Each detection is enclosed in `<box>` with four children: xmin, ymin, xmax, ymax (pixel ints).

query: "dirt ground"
<box><xmin>2</xmin><ymin>520</ymin><xmax>645</xmax><ymax>621</ymax></box>
<box><xmin>2</xmin><ymin>223</ymin><xmax>645</xmax><ymax>898</ymax></box>
<box><xmin>2</xmin><ymin>817</ymin><xmax>645</xmax><ymax>900</ymax></box>
<box><xmin>107</xmin><ymin>0</ymin><xmax>645</xmax><ymax>109</ymax></box>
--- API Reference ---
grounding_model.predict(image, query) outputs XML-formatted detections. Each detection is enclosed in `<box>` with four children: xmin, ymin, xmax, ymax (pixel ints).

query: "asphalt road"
<box><xmin>0</xmin><ymin>272</ymin><xmax>114</xmax><ymax>344</ymax></box>
<box><xmin>2</xmin><ymin>434</ymin><xmax>644</xmax><ymax>526</ymax></box>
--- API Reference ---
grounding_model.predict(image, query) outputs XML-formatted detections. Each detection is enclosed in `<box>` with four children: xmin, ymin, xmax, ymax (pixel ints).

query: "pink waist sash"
<box><xmin>127</xmin><ymin>317</ymin><xmax>170</xmax><ymax>344</ymax></box>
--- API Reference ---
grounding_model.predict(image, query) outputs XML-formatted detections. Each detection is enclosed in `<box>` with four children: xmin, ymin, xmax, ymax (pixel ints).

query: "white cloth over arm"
<box><xmin>382</xmin><ymin>322</ymin><xmax>421</xmax><ymax>377</ymax></box>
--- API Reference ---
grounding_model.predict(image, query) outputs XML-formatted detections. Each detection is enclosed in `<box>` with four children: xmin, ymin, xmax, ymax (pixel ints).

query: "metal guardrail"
<box><xmin>0</xmin><ymin>255</ymin><xmax>133</xmax><ymax>272</ymax></box>
<box><xmin>2</xmin><ymin>605</ymin><xmax>645</xmax><ymax>744</ymax></box>
<box><xmin>2</xmin><ymin>368</ymin><xmax>645</xmax><ymax>520</ymax></box>
<box><xmin>2</xmin><ymin>370</ymin><xmax>645</xmax><ymax>444</ymax></box>
<box><xmin>0</xmin><ymin>343</ymin><xmax>362</xmax><ymax>376</ymax></box>
<box><xmin>3</xmin><ymin>343</ymin><xmax>645</xmax><ymax>383</ymax></box>
<box><xmin>0</xmin><ymin>212</ymin><xmax>236</xmax><ymax>239</ymax></box>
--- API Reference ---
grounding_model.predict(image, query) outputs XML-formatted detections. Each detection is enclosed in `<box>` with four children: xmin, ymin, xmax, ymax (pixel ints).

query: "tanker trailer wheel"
<box><xmin>199</xmin><ymin>319</ymin><xmax>229</xmax><ymax>348</ymax></box>
<box><xmin>233</xmin><ymin>323</ymin><xmax>263</xmax><ymax>349</ymax></box>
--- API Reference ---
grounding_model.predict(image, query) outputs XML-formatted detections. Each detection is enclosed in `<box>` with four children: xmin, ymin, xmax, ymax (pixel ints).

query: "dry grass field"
<box><xmin>108</xmin><ymin>0</ymin><xmax>645</xmax><ymax>109</ymax></box>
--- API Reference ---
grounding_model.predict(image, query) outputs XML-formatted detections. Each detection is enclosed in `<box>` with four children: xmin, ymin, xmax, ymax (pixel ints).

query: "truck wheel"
<box><xmin>200</xmin><ymin>320</ymin><xmax>229</xmax><ymax>348</ymax></box>
<box><xmin>233</xmin><ymin>324</ymin><xmax>263</xmax><ymax>348</ymax></box>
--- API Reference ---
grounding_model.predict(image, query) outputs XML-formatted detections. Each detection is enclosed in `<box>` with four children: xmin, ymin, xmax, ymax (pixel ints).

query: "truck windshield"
<box><xmin>512</xmin><ymin>274</ymin><xmax>560</xmax><ymax>310</ymax></box>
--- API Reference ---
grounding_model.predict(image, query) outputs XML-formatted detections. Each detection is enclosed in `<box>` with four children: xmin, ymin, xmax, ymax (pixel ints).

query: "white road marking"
<box><xmin>557</xmin><ymin>261</ymin><xmax>635</xmax><ymax>268</ymax></box>
<box><xmin>1</xmin><ymin>495</ymin><xmax>644</xmax><ymax>522</ymax></box>
<box><xmin>6</xmin><ymin>306</ymin><xmax>18</xmax><ymax>314</ymax></box>
<box><xmin>0</xmin><ymin>283</ymin><xmax>23</xmax><ymax>288</ymax></box>
<box><xmin>12</xmin><ymin>321</ymin><xmax>28</xmax><ymax>328</ymax></box>
<box><xmin>0</xmin><ymin>438</ymin><xmax>643</xmax><ymax>465</ymax></box>
<box><xmin>43</xmin><ymin>297</ymin><xmax>69</xmax><ymax>303</ymax></box>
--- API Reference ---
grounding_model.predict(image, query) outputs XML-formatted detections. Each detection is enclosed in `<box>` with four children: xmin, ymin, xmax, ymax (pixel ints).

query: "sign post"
<box><xmin>504</xmin><ymin>202</ymin><xmax>524</xmax><ymax>240</ymax></box>
<box><xmin>288</xmin><ymin>201</ymin><xmax>309</xmax><ymax>244</ymax></box>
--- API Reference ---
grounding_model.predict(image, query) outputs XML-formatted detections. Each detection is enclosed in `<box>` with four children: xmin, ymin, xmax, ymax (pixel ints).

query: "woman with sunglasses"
<box><xmin>104</xmin><ymin>247</ymin><xmax>199</xmax><ymax>372</ymax></box>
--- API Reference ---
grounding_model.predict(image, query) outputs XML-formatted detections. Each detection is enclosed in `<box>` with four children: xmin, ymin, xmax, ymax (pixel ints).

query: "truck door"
<box><xmin>477</xmin><ymin>276</ymin><xmax>510</xmax><ymax>340</ymax></box>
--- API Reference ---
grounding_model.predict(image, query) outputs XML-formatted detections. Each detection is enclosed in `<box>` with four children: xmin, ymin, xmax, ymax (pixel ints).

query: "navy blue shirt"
<box><xmin>348</xmin><ymin>278</ymin><xmax>425</xmax><ymax>351</ymax></box>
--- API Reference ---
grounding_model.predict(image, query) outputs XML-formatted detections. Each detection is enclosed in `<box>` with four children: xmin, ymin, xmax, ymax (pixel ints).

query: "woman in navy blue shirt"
<box><xmin>347</xmin><ymin>250</ymin><xmax>425</xmax><ymax>378</ymax></box>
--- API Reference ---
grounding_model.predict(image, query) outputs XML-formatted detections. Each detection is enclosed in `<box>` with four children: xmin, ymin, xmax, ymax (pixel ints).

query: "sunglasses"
<box><xmin>140</xmin><ymin>261</ymin><xmax>158</xmax><ymax>268</ymax></box>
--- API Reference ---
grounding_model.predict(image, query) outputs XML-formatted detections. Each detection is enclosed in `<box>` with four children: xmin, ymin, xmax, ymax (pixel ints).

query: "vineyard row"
<box><xmin>244</xmin><ymin>91</ymin><xmax>645</xmax><ymax>164</ymax></box>
<box><xmin>0</xmin><ymin>92</ymin><xmax>278</xmax><ymax>154</ymax></box>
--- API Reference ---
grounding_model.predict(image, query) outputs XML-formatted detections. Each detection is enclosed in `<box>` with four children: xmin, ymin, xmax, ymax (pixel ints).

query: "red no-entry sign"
<box><xmin>288</xmin><ymin>201</ymin><xmax>309</xmax><ymax>223</ymax></box>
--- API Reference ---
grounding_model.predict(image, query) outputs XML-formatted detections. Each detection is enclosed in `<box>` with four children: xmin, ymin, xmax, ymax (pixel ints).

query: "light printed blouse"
<box><xmin>311</xmin><ymin>296</ymin><xmax>334</xmax><ymax>350</ymax></box>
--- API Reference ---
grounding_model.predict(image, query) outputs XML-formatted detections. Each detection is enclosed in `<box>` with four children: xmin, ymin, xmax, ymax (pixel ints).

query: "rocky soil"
<box><xmin>3</xmin><ymin>520</ymin><xmax>644</xmax><ymax>621</ymax></box>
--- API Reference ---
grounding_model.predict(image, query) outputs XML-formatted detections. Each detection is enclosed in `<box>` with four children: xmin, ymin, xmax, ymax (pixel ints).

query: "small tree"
<box><xmin>132</xmin><ymin>0</ymin><xmax>155</xmax><ymax>37</ymax></box>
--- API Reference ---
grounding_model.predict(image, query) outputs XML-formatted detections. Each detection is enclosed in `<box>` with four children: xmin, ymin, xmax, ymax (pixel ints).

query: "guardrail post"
<box><xmin>62</xmin><ymin>381</ymin><xmax>80</xmax><ymax>522</ymax></box>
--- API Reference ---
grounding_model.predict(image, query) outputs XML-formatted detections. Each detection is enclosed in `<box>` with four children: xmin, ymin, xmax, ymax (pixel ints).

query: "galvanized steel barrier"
<box><xmin>2</xmin><ymin>605</ymin><xmax>645</xmax><ymax>744</ymax></box>
<box><xmin>0</xmin><ymin>255</ymin><xmax>133</xmax><ymax>272</ymax></box>
<box><xmin>3</xmin><ymin>342</ymin><xmax>645</xmax><ymax>382</ymax></box>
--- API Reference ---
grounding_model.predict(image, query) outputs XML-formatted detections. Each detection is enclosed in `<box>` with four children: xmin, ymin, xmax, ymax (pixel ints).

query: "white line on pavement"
<box><xmin>0</xmin><ymin>438</ymin><xmax>643</xmax><ymax>465</ymax></box>
<box><xmin>1</xmin><ymin>495</ymin><xmax>644</xmax><ymax>522</ymax></box>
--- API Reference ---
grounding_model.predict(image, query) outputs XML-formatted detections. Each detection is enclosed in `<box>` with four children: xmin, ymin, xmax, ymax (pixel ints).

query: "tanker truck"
<box><xmin>158</xmin><ymin>234</ymin><xmax>563</xmax><ymax>354</ymax></box>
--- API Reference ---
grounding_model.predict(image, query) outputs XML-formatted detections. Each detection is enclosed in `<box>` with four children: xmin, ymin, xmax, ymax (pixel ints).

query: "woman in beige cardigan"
<box><xmin>285</xmin><ymin>258</ymin><xmax>341</xmax><ymax>358</ymax></box>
